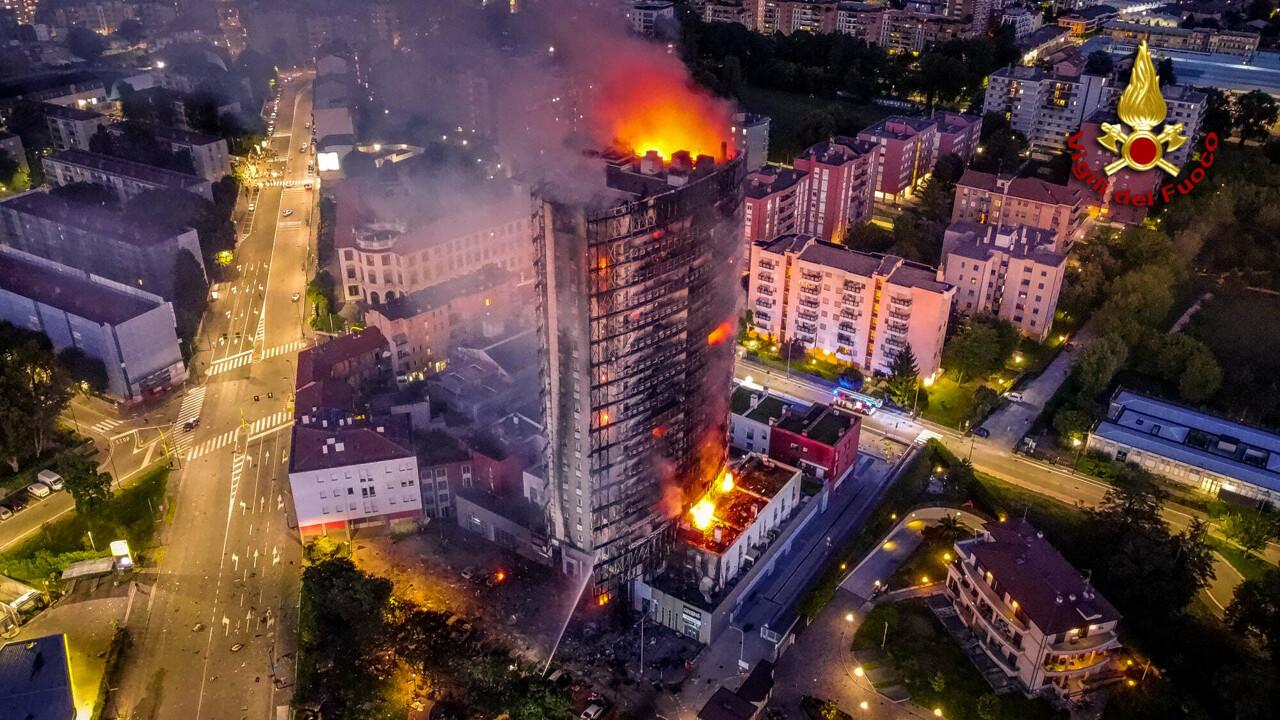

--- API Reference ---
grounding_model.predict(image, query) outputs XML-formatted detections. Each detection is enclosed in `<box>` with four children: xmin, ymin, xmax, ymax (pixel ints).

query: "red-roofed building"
<box><xmin>289</xmin><ymin>328</ymin><xmax>422</xmax><ymax>540</ymax></box>
<box><xmin>945</xmin><ymin>519</ymin><xmax>1124</xmax><ymax>702</ymax></box>
<box><xmin>792</xmin><ymin>136</ymin><xmax>877</xmax><ymax>241</ymax></box>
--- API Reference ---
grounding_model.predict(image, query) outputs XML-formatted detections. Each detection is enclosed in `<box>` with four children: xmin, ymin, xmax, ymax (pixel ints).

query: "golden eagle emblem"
<box><xmin>1097</xmin><ymin>41</ymin><xmax>1187</xmax><ymax>176</ymax></box>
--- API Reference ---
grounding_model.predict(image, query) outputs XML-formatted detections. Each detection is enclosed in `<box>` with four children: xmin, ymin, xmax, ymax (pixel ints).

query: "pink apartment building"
<box><xmin>791</xmin><ymin>136</ymin><xmax>877</xmax><ymax>241</ymax></box>
<box><xmin>933</xmin><ymin>110</ymin><xmax>983</xmax><ymax>162</ymax></box>
<box><xmin>857</xmin><ymin>115</ymin><xmax>940</xmax><ymax>202</ymax></box>
<box><xmin>743</xmin><ymin>165</ymin><xmax>811</xmax><ymax>251</ymax></box>
<box><xmin>952</xmin><ymin>170</ymin><xmax>1087</xmax><ymax>252</ymax></box>
<box><xmin>748</xmin><ymin>233</ymin><xmax>953</xmax><ymax>377</ymax></box>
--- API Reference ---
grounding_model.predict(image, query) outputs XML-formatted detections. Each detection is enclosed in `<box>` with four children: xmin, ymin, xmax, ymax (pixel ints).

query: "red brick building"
<box><xmin>767</xmin><ymin>403</ymin><xmax>861</xmax><ymax>485</ymax></box>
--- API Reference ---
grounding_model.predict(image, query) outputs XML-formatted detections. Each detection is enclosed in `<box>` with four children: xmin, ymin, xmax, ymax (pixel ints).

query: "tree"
<box><xmin>942</xmin><ymin>322</ymin><xmax>1003</xmax><ymax>382</ymax></box>
<box><xmin>0</xmin><ymin>330</ymin><xmax>73</xmax><ymax>466</ymax></box>
<box><xmin>929</xmin><ymin>670</ymin><xmax>947</xmax><ymax>692</ymax></box>
<box><xmin>1220</xmin><ymin>512</ymin><xmax>1278</xmax><ymax>553</ymax></box>
<box><xmin>1178</xmin><ymin>348</ymin><xmax>1223</xmax><ymax>403</ymax></box>
<box><xmin>1074</xmin><ymin>335</ymin><xmax>1129</xmax><ymax>398</ymax></box>
<box><xmin>1085</xmin><ymin>50</ymin><xmax>1114</xmax><ymax>77</ymax></box>
<box><xmin>886</xmin><ymin>343</ymin><xmax>920</xmax><ymax>407</ymax></box>
<box><xmin>57</xmin><ymin>451</ymin><xmax>112</xmax><ymax>513</ymax></box>
<box><xmin>114</xmin><ymin>18</ymin><xmax>144</xmax><ymax>44</ymax></box>
<box><xmin>1235</xmin><ymin>90</ymin><xmax>1279</xmax><ymax>144</ymax></box>
<box><xmin>1052</xmin><ymin>408</ymin><xmax>1093</xmax><ymax>442</ymax></box>
<box><xmin>976</xmin><ymin>693</ymin><xmax>1000</xmax><ymax>720</ymax></box>
<box><xmin>0</xmin><ymin>150</ymin><xmax>20</xmax><ymax>187</ymax></box>
<box><xmin>1156</xmin><ymin>57</ymin><xmax>1177</xmax><ymax>87</ymax></box>
<box><xmin>974</xmin><ymin>127</ymin><xmax>1028</xmax><ymax>175</ymax></box>
<box><xmin>172</xmin><ymin>250</ymin><xmax>209</xmax><ymax>346</ymax></box>
<box><xmin>1225</xmin><ymin>568</ymin><xmax>1280</xmax><ymax>665</ymax></box>
<box><xmin>1201</xmin><ymin>87</ymin><xmax>1236</xmax><ymax>140</ymax></box>
<box><xmin>57</xmin><ymin>347</ymin><xmax>108</xmax><ymax>393</ymax></box>
<box><xmin>972</xmin><ymin>385</ymin><xmax>999</xmax><ymax>419</ymax></box>
<box><xmin>65</xmin><ymin>26</ymin><xmax>106</xmax><ymax>61</ymax></box>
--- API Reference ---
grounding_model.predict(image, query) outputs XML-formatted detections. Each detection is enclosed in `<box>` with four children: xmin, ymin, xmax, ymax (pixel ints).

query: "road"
<box><xmin>113</xmin><ymin>71</ymin><xmax>316</xmax><ymax>720</ymax></box>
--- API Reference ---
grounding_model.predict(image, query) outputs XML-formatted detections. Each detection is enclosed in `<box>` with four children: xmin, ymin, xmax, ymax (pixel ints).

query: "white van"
<box><xmin>37</xmin><ymin>469</ymin><xmax>64</xmax><ymax>491</ymax></box>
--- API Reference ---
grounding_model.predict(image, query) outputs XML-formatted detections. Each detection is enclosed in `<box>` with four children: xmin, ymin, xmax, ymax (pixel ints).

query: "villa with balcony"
<box><xmin>944</xmin><ymin>519</ymin><xmax>1124</xmax><ymax>703</ymax></box>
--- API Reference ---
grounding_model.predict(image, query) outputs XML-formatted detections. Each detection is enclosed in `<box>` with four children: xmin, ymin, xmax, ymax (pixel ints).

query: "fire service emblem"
<box><xmin>1097</xmin><ymin>41</ymin><xmax>1188</xmax><ymax>176</ymax></box>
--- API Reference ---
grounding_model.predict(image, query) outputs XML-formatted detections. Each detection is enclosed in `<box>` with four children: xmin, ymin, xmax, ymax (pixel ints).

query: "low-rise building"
<box><xmin>0</xmin><ymin>247</ymin><xmax>186</xmax><ymax>401</ymax></box>
<box><xmin>0</xmin><ymin>633</ymin><xmax>77</xmax><ymax>720</ymax></box>
<box><xmin>768</xmin><ymin>402</ymin><xmax>861</xmax><ymax>484</ymax></box>
<box><xmin>0</xmin><ymin>132</ymin><xmax>26</xmax><ymax>174</ymax></box>
<box><xmin>729</xmin><ymin>384</ymin><xmax>791</xmax><ymax>456</ymax></box>
<box><xmin>945</xmin><ymin>519</ymin><xmax>1124</xmax><ymax>701</ymax></box>
<box><xmin>0</xmin><ymin>190</ymin><xmax>205</xmax><ymax>301</ymax></box>
<box><xmin>627</xmin><ymin>1</ymin><xmax>675</xmax><ymax>35</ymax></box>
<box><xmin>857</xmin><ymin>115</ymin><xmax>940</xmax><ymax>202</ymax></box>
<box><xmin>952</xmin><ymin>171</ymin><xmax>1087</xmax><ymax>251</ymax></box>
<box><xmin>933</xmin><ymin>110</ymin><xmax>982</xmax><ymax>162</ymax></box>
<box><xmin>43</xmin><ymin>149</ymin><xmax>213</xmax><ymax>204</ymax></box>
<box><xmin>743</xmin><ymin>165</ymin><xmax>810</xmax><ymax>248</ymax></box>
<box><xmin>1001</xmin><ymin>7</ymin><xmax>1043</xmax><ymax>38</ymax></box>
<box><xmin>141</xmin><ymin>124</ymin><xmax>232</xmax><ymax>181</ymax></box>
<box><xmin>1057</xmin><ymin>5</ymin><xmax>1118</xmax><ymax>36</ymax></box>
<box><xmin>791</xmin><ymin>136</ymin><xmax>876</xmax><ymax>241</ymax></box>
<box><xmin>940</xmin><ymin>222</ymin><xmax>1067</xmax><ymax>340</ymax></box>
<box><xmin>1087</xmin><ymin>389</ymin><xmax>1280</xmax><ymax>506</ymax></box>
<box><xmin>289</xmin><ymin>328</ymin><xmax>425</xmax><ymax>540</ymax></box>
<box><xmin>1105</xmin><ymin>21</ymin><xmax>1260</xmax><ymax>55</ymax></box>
<box><xmin>363</xmin><ymin>264</ymin><xmax>522</xmax><ymax>383</ymax></box>
<box><xmin>748</xmin><ymin>234</ymin><xmax>954</xmax><ymax>377</ymax></box>
<box><xmin>43</xmin><ymin>102</ymin><xmax>108</xmax><ymax>151</ymax></box>
<box><xmin>424</xmin><ymin>329</ymin><xmax>541</xmax><ymax>427</ymax></box>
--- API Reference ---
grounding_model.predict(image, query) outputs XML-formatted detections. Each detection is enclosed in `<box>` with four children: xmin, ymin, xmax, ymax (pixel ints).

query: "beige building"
<box><xmin>940</xmin><ymin>222</ymin><xmax>1066</xmax><ymax>341</ymax></box>
<box><xmin>43</xmin><ymin>103</ymin><xmax>109</xmax><ymax>151</ymax></box>
<box><xmin>952</xmin><ymin>171</ymin><xmax>1087</xmax><ymax>252</ymax></box>
<box><xmin>748</xmin><ymin>234</ymin><xmax>953</xmax><ymax>377</ymax></box>
<box><xmin>945</xmin><ymin>519</ymin><xmax>1124</xmax><ymax>702</ymax></box>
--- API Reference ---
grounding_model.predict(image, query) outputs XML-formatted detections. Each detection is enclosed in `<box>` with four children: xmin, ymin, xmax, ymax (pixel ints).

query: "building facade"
<box><xmin>43</xmin><ymin>149</ymin><xmax>213</xmax><ymax>204</ymax></box>
<box><xmin>952</xmin><ymin>171</ymin><xmax>1087</xmax><ymax>251</ymax></box>
<box><xmin>933</xmin><ymin>111</ymin><xmax>983</xmax><ymax>162</ymax></box>
<box><xmin>743</xmin><ymin>165</ymin><xmax>810</xmax><ymax>249</ymax></box>
<box><xmin>0</xmin><ymin>247</ymin><xmax>186</xmax><ymax>401</ymax></box>
<box><xmin>945</xmin><ymin>519</ymin><xmax>1123</xmax><ymax>701</ymax></box>
<box><xmin>857</xmin><ymin>115</ymin><xmax>940</xmax><ymax>201</ymax></box>
<box><xmin>767</xmin><ymin>402</ymin><xmax>861</xmax><ymax>484</ymax></box>
<box><xmin>143</xmin><ymin>124</ymin><xmax>232</xmax><ymax>181</ymax></box>
<box><xmin>43</xmin><ymin>103</ymin><xmax>109</xmax><ymax>151</ymax></box>
<box><xmin>983</xmin><ymin>66</ymin><xmax>1109</xmax><ymax>158</ymax></box>
<box><xmin>732</xmin><ymin>112</ymin><xmax>771</xmax><ymax>170</ymax></box>
<box><xmin>748</xmin><ymin>234</ymin><xmax>954</xmax><ymax>377</ymax></box>
<box><xmin>534</xmin><ymin>150</ymin><xmax>744</xmax><ymax>592</ymax></box>
<box><xmin>791</xmin><ymin>136</ymin><xmax>876</xmax><ymax>241</ymax></box>
<box><xmin>940</xmin><ymin>222</ymin><xmax>1067</xmax><ymax>340</ymax></box>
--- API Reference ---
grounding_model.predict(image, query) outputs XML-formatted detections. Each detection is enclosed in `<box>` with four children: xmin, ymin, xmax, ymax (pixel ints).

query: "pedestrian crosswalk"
<box><xmin>208</xmin><ymin>350</ymin><xmax>254</xmax><ymax>377</ymax></box>
<box><xmin>255</xmin><ymin>313</ymin><xmax>266</xmax><ymax>345</ymax></box>
<box><xmin>88</xmin><ymin>418</ymin><xmax>123</xmax><ymax>435</ymax></box>
<box><xmin>187</xmin><ymin>410</ymin><xmax>293</xmax><ymax>460</ymax></box>
<box><xmin>168</xmin><ymin>387</ymin><xmax>206</xmax><ymax>457</ymax></box>
<box><xmin>260</xmin><ymin>340</ymin><xmax>307</xmax><ymax>361</ymax></box>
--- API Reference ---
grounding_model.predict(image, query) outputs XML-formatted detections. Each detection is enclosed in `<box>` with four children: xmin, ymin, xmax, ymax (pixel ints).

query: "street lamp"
<box><xmin>845</xmin><ymin>612</ymin><xmax>855</xmax><ymax>623</ymax></box>
<box><xmin>934</xmin><ymin>709</ymin><xmax>944</xmax><ymax>718</ymax></box>
<box><xmin>853</xmin><ymin>665</ymin><xmax>864</xmax><ymax>677</ymax></box>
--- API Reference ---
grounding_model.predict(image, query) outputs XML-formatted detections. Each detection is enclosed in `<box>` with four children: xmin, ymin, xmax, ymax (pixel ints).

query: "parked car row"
<box><xmin>0</xmin><ymin>470</ymin><xmax>64</xmax><ymax>521</ymax></box>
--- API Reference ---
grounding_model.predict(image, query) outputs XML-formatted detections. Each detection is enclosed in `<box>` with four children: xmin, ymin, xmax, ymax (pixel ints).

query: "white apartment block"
<box><xmin>748</xmin><ymin>234</ymin><xmax>953</xmax><ymax>377</ymax></box>
<box><xmin>43</xmin><ymin>103</ymin><xmax>108</xmax><ymax>151</ymax></box>
<box><xmin>940</xmin><ymin>222</ymin><xmax>1067</xmax><ymax>341</ymax></box>
<box><xmin>288</xmin><ymin>430</ymin><xmax>423</xmax><ymax>541</ymax></box>
<box><xmin>983</xmin><ymin>66</ymin><xmax>1109</xmax><ymax>158</ymax></box>
<box><xmin>945</xmin><ymin>519</ymin><xmax>1124</xmax><ymax>702</ymax></box>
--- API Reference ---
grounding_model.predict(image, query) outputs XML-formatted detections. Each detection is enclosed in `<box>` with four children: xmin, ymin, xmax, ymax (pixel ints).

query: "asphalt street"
<box><xmin>112</xmin><ymin>71</ymin><xmax>316</xmax><ymax>720</ymax></box>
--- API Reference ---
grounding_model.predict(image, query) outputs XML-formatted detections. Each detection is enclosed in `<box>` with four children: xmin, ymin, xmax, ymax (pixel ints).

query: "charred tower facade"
<box><xmin>535</xmin><ymin>150</ymin><xmax>744</xmax><ymax>593</ymax></box>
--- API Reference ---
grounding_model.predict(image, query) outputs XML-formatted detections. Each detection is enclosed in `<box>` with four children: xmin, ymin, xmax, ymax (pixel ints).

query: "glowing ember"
<box><xmin>720</xmin><ymin>471</ymin><xmax>734</xmax><ymax>493</ymax></box>
<box><xmin>591</xmin><ymin>56</ymin><xmax>734</xmax><ymax>161</ymax></box>
<box><xmin>707</xmin><ymin>320</ymin><xmax>733</xmax><ymax>346</ymax></box>
<box><xmin>691</xmin><ymin>498</ymin><xmax>715</xmax><ymax>530</ymax></box>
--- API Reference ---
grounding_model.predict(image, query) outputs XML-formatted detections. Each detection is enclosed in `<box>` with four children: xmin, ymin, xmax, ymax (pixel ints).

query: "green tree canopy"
<box><xmin>1236</xmin><ymin>90</ymin><xmax>1279</xmax><ymax>144</ymax></box>
<box><xmin>57</xmin><ymin>451</ymin><xmax>113</xmax><ymax>513</ymax></box>
<box><xmin>886</xmin><ymin>343</ymin><xmax>920</xmax><ymax>407</ymax></box>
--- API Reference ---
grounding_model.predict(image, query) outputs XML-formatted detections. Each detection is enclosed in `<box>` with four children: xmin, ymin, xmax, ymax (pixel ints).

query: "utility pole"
<box><xmin>638</xmin><ymin>605</ymin><xmax>645</xmax><ymax>683</ymax></box>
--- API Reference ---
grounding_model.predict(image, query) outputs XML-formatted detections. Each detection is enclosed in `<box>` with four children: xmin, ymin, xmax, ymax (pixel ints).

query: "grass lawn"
<box><xmin>737</xmin><ymin>85</ymin><xmax>891</xmax><ymax>163</ymax></box>
<box><xmin>1205</xmin><ymin>536</ymin><xmax>1275</xmax><ymax>584</ymax></box>
<box><xmin>853</xmin><ymin>602</ymin><xmax>1061</xmax><ymax>720</ymax></box>
<box><xmin>742</xmin><ymin>342</ymin><xmax>844</xmax><ymax>383</ymax></box>
<box><xmin>0</xmin><ymin>464</ymin><xmax>169</xmax><ymax>586</ymax></box>
<box><xmin>1185</xmin><ymin>288</ymin><xmax>1280</xmax><ymax>425</ymax></box>
<box><xmin>921</xmin><ymin>376</ymin><xmax>981</xmax><ymax>429</ymax></box>
<box><xmin>886</xmin><ymin>535</ymin><xmax>955</xmax><ymax>591</ymax></box>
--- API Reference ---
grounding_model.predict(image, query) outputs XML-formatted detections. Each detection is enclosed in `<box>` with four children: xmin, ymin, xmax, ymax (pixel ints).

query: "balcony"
<box><xmin>758</xmin><ymin>285</ymin><xmax>776</xmax><ymax>297</ymax></box>
<box><xmin>755</xmin><ymin>297</ymin><xmax>775</xmax><ymax>309</ymax></box>
<box><xmin>889</xmin><ymin>295</ymin><xmax>913</xmax><ymax>308</ymax></box>
<box><xmin>755</xmin><ymin>311</ymin><xmax>772</xmax><ymax>324</ymax></box>
<box><xmin>842</xmin><ymin>294</ymin><xmax>862</xmax><ymax>307</ymax></box>
<box><xmin>797</xmin><ymin>308</ymin><xmax>819</xmax><ymax>322</ymax></box>
<box><xmin>798</xmin><ymin>298</ymin><xmax>819</xmax><ymax>310</ymax></box>
<box><xmin>799</xmin><ymin>281</ymin><xmax>820</xmax><ymax>295</ymax></box>
<box><xmin>843</xmin><ymin>280</ymin><xmax>866</xmax><ymax>293</ymax></box>
<box><xmin>795</xmin><ymin>321</ymin><xmax>818</xmax><ymax>335</ymax></box>
<box><xmin>887</xmin><ymin>310</ymin><xmax>910</xmax><ymax>322</ymax></box>
<box><xmin>759</xmin><ymin>259</ymin><xmax>778</xmax><ymax>270</ymax></box>
<box><xmin>756</xmin><ymin>272</ymin><xmax>775</xmax><ymax>284</ymax></box>
<box><xmin>1043</xmin><ymin>651</ymin><xmax>1114</xmax><ymax>677</ymax></box>
<box><xmin>839</xmin><ymin>322</ymin><xmax>856</xmax><ymax>333</ymax></box>
<box><xmin>886</xmin><ymin>320</ymin><xmax>909</xmax><ymax>334</ymax></box>
<box><xmin>882</xmin><ymin>338</ymin><xmax>906</xmax><ymax>352</ymax></box>
<box><xmin>839</xmin><ymin>310</ymin><xmax>860</xmax><ymax>322</ymax></box>
<box><xmin>800</xmin><ymin>270</ymin><xmax>823</xmax><ymax>282</ymax></box>
<box><xmin>837</xmin><ymin>332</ymin><xmax>856</xmax><ymax>346</ymax></box>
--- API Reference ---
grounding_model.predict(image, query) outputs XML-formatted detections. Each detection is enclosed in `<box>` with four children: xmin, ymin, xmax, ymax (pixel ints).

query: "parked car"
<box><xmin>5</xmin><ymin>494</ymin><xmax>29</xmax><ymax>512</ymax></box>
<box><xmin>248</xmin><ymin>202</ymin><xmax>256</xmax><ymax>211</ymax></box>
<box><xmin>972</xmin><ymin>427</ymin><xmax>991</xmax><ymax>438</ymax></box>
<box><xmin>36</xmin><ymin>469</ymin><xmax>63</xmax><ymax>491</ymax></box>
<box><xmin>0</xmin><ymin>505</ymin><xmax>11</xmax><ymax>521</ymax></box>
<box><xmin>291</xmin><ymin>292</ymin><xmax>301</xmax><ymax>302</ymax></box>
<box><xmin>281</xmin><ymin>209</ymin><xmax>293</xmax><ymax>217</ymax></box>
<box><xmin>1005</xmin><ymin>391</ymin><xmax>1025</xmax><ymax>403</ymax></box>
<box><xmin>26</xmin><ymin>483</ymin><xmax>50</xmax><ymax>499</ymax></box>
<box><xmin>580</xmin><ymin>705</ymin><xmax>604</xmax><ymax>720</ymax></box>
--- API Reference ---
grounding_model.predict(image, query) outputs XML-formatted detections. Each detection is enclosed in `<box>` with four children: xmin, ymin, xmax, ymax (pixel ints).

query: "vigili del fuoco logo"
<box><xmin>1068</xmin><ymin>40</ymin><xmax>1219</xmax><ymax>209</ymax></box>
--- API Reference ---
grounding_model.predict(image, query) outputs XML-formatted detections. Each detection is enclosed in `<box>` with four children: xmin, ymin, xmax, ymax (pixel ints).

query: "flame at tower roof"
<box><xmin>1117</xmin><ymin>41</ymin><xmax>1167</xmax><ymax>132</ymax></box>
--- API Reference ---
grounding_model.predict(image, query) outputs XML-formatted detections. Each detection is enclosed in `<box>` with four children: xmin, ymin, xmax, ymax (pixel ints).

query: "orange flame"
<box><xmin>707</xmin><ymin>321</ymin><xmax>733</xmax><ymax>347</ymax></box>
<box><xmin>591</xmin><ymin>57</ymin><xmax>734</xmax><ymax>160</ymax></box>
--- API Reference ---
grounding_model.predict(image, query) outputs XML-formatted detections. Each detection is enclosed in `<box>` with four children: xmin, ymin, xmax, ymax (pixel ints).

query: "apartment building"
<box><xmin>983</xmin><ymin>66</ymin><xmax>1109</xmax><ymax>158</ymax></box>
<box><xmin>743</xmin><ymin>165</ymin><xmax>810</xmax><ymax>248</ymax></box>
<box><xmin>0</xmin><ymin>133</ymin><xmax>25</xmax><ymax>174</ymax></box>
<box><xmin>857</xmin><ymin>115</ymin><xmax>940</xmax><ymax>201</ymax></box>
<box><xmin>756</xmin><ymin>0</ymin><xmax>839</xmax><ymax>35</ymax></box>
<box><xmin>1087</xmin><ymin>389</ymin><xmax>1280</xmax><ymax>506</ymax></box>
<box><xmin>945</xmin><ymin>519</ymin><xmax>1124</xmax><ymax>701</ymax></box>
<box><xmin>1000</xmin><ymin>7</ymin><xmax>1043</xmax><ymax>38</ymax></box>
<box><xmin>1105</xmin><ymin>21</ymin><xmax>1260</xmax><ymax>55</ymax></box>
<box><xmin>791</xmin><ymin>136</ymin><xmax>876</xmax><ymax>241</ymax></box>
<box><xmin>43</xmin><ymin>103</ymin><xmax>108</xmax><ymax>151</ymax></box>
<box><xmin>952</xmin><ymin>170</ymin><xmax>1087</xmax><ymax>251</ymax></box>
<box><xmin>748</xmin><ymin>233</ymin><xmax>954</xmax><ymax>376</ymax></box>
<box><xmin>1057</xmin><ymin>5</ymin><xmax>1117</xmax><ymax>36</ymax></box>
<box><xmin>836</xmin><ymin>4</ymin><xmax>973</xmax><ymax>54</ymax></box>
<box><xmin>940</xmin><ymin>222</ymin><xmax>1067</xmax><ymax>341</ymax></box>
<box><xmin>143</xmin><ymin>124</ymin><xmax>232</xmax><ymax>181</ymax></box>
<box><xmin>0</xmin><ymin>191</ymin><xmax>204</xmax><ymax>301</ymax></box>
<box><xmin>732</xmin><ymin>112</ymin><xmax>771</xmax><ymax>170</ymax></box>
<box><xmin>335</xmin><ymin>187</ymin><xmax>531</xmax><ymax>307</ymax></box>
<box><xmin>0</xmin><ymin>247</ymin><xmax>186</xmax><ymax>401</ymax></box>
<box><xmin>703</xmin><ymin>0</ymin><xmax>753</xmax><ymax>26</ymax></box>
<box><xmin>627</xmin><ymin>1</ymin><xmax>675</xmax><ymax>35</ymax></box>
<box><xmin>362</xmin><ymin>264</ymin><xmax>522</xmax><ymax>383</ymax></box>
<box><xmin>933</xmin><ymin>111</ymin><xmax>982</xmax><ymax>162</ymax></box>
<box><xmin>729</xmin><ymin>384</ymin><xmax>861</xmax><ymax>484</ymax></box>
<box><xmin>43</xmin><ymin>149</ymin><xmax>213</xmax><ymax>205</ymax></box>
<box><xmin>289</xmin><ymin>328</ymin><xmax>424</xmax><ymax>541</ymax></box>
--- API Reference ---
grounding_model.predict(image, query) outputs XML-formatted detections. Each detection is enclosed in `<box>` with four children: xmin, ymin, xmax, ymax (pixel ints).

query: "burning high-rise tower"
<box><xmin>534</xmin><ymin>148</ymin><xmax>744</xmax><ymax>594</ymax></box>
